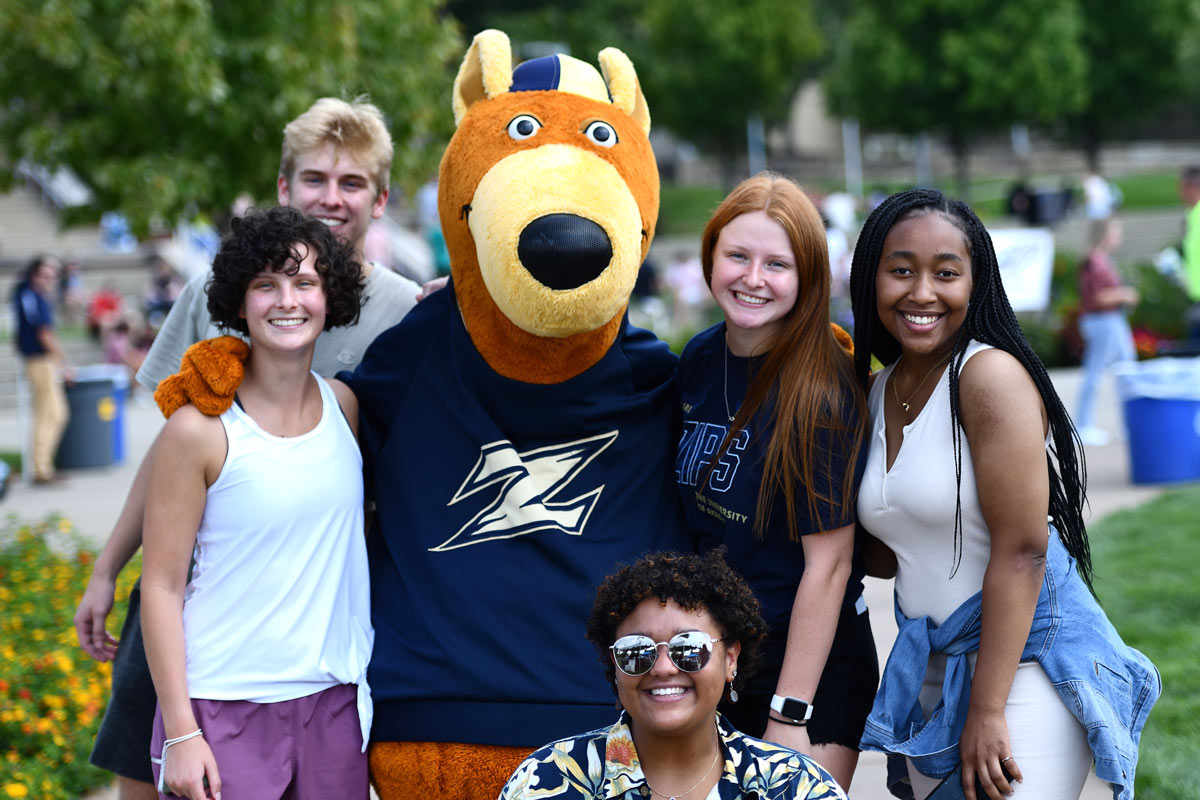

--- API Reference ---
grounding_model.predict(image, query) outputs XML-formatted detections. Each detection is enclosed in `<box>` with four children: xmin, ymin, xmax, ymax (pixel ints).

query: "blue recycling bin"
<box><xmin>1114</xmin><ymin>358</ymin><xmax>1200</xmax><ymax>484</ymax></box>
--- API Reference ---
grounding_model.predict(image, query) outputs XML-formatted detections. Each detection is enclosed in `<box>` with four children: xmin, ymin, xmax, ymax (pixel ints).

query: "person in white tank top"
<box><xmin>141</xmin><ymin>207</ymin><xmax>372</xmax><ymax>800</ymax></box>
<box><xmin>846</xmin><ymin>190</ymin><xmax>1136</xmax><ymax>800</ymax></box>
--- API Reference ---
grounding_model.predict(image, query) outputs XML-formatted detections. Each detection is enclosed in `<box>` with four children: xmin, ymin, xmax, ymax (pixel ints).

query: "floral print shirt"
<box><xmin>498</xmin><ymin>712</ymin><xmax>847</xmax><ymax>800</ymax></box>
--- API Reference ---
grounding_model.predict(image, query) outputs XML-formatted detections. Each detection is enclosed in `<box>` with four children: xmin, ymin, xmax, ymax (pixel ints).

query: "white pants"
<box><xmin>909</xmin><ymin>658</ymin><xmax>1092</xmax><ymax>800</ymax></box>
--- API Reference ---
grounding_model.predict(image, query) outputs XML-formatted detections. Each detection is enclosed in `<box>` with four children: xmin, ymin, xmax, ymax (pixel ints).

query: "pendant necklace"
<box><xmin>644</xmin><ymin>750</ymin><xmax>722</xmax><ymax>800</ymax></box>
<box><xmin>723</xmin><ymin>336</ymin><xmax>737</xmax><ymax>422</ymax></box>
<box><xmin>892</xmin><ymin>352</ymin><xmax>953</xmax><ymax>413</ymax></box>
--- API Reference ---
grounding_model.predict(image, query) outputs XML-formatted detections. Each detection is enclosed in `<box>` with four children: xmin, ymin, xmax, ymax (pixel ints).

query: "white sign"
<box><xmin>989</xmin><ymin>227</ymin><xmax>1055</xmax><ymax>312</ymax></box>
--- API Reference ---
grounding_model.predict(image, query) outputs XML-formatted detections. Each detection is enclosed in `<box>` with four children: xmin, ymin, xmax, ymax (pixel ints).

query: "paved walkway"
<box><xmin>0</xmin><ymin>367</ymin><xmax>1178</xmax><ymax>799</ymax></box>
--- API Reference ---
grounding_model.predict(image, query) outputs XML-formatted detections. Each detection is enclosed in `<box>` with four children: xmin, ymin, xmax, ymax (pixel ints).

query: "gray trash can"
<box><xmin>55</xmin><ymin>374</ymin><xmax>117</xmax><ymax>469</ymax></box>
<box><xmin>72</xmin><ymin>363</ymin><xmax>129</xmax><ymax>463</ymax></box>
<box><xmin>1114</xmin><ymin>357</ymin><xmax>1200</xmax><ymax>484</ymax></box>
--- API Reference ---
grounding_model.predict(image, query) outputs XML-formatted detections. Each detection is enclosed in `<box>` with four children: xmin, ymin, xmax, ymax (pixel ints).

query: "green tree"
<box><xmin>1072</xmin><ymin>0</ymin><xmax>1197</xmax><ymax>168</ymax></box>
<box><xmin>0</xmin><ymin>0</ymin><xmax>461</xmax><ymax>235</ymax></box>
<box><xmin>459</xmin><ymin>0</ymin><xmax>823</xmax><ymax>186</ymax></box>
<box><xmin>635</xmin><ymin>0</ymin><xmax>823</xmax><ymax>185</ymax></box>
<box><xmin>825</xmin><ymin>0</ymin><xmax>1088</xmax><ymax>199</ymax></box>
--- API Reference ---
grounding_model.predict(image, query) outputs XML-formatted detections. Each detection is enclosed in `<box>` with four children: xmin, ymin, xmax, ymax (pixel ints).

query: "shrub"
<box><xmin>0</xmin><ymin>516</ymin><xmax>138</xmax><ymax>799</ymax></box>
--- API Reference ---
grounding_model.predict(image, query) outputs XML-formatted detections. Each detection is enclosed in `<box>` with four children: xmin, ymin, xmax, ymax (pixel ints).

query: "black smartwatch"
<box><xmin>770</xmin><ymin>694</ymin><xmax>814</xmax><ymax>725</ymax></box>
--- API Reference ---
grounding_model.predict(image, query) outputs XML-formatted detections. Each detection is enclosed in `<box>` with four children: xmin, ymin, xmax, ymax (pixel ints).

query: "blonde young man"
<box><xmin>74</xmin><ymin>97</ymin><xmax>419</xmax><ymax>800</ymax></box>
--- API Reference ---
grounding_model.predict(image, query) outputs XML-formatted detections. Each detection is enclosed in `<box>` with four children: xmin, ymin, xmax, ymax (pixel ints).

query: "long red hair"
<box><xmin>700</xmin><ymin>173</ymin><xmax>865</xmax><ymax>538</ymax></box>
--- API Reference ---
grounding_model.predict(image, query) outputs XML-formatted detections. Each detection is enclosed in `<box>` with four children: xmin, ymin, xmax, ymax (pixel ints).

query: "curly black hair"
<box><xmin>586</xmin><ymin>549</ymin><xmax>767</xmax><ymax>697</ymax></box>
<box><xmin>207</xmin><ymin>206</ymin><xmax>364</xmax><ymax>336</ymax></box>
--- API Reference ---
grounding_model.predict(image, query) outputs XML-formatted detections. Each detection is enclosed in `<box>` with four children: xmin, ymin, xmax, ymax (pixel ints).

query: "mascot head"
<box><xmin>439</xmin><ymin>30</ymin><xmax>658</xmax><ymax>383</ymax></box>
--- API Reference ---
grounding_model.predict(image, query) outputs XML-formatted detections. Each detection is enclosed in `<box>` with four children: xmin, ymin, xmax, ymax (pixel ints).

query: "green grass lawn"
<box><xmin>1089</xmin><ymin>486</ymin><xmax>1200</xmax><ymax>798</ymax></box>
<box><xmin>1112</xmin><ymin>171</ymin><xmax>1183</xmax><ymax>211</ymax></box>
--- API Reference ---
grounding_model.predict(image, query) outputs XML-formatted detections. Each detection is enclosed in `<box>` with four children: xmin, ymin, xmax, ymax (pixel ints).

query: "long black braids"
<box><xmin>849</xmin><ymin>188</ymin><xmax>1093</xmax><ymax>590</ymax></box>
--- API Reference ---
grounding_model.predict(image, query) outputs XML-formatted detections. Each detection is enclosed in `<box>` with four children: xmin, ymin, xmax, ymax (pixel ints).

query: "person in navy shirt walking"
<box><xmin>13</xmin><ymin>254</ymin><xmax>73</xmax><ymax>484</ymax></box>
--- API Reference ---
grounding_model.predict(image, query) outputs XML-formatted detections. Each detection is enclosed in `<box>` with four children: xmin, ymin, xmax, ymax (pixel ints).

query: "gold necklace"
<box><xmin>722</xmin><ymin>336</ymin><xmax>737</xmax><ymax>422</ymax></box>
<box><xmin>891</xmin><ymin>352</ymin><xmax>953</xmax><ymax>413</ymax></box>
<box><xmin>643</xmin><ymin>750</ymin><xmax>721</xmax><ymax>800</ymax></box>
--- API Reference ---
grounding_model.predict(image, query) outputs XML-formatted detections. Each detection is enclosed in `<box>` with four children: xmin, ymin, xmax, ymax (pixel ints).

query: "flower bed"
<box><xmin>1</xmin><ymin>516</ymin><xmax>138</xmax><ymax>799</ymax></box>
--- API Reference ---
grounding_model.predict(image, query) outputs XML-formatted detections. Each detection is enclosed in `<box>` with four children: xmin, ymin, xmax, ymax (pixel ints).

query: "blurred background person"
<box><xmin>12</xmin><ymin>254</ymin><xmax>73</xmax><ymax>484</ymax></box>
<box><xmin>87</xmin><ymin>280</ymin><xmax>125</xmax><ymax>342</ymax></box>
<box><xmin>1082</xmin><ymin>167</ymin><xmax>1118</xmax><ymax>223</ymax></box>
<box><xmin>1075</xmin><ymin>219</ymin><xmax>1138</xmax><ymax>446</ymax></box>
<box><xmin>143</xmin><ymin>253</ymin><xmax>182</xmax><ymax>329</ymax></box>
<box><xmin>1181</xmin><ymin>166</ymin><xmax>1200</xmax><ymax>340</ymax></box>
<box><xmin>58</xmin><ymin>256</ymin><xmax>86</xmax><ymax>327</ymax></box>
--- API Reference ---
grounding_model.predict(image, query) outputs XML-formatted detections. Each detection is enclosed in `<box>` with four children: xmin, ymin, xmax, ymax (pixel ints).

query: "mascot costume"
<box><xmin>154</xmin><ymin>29</ymin><xmax>691</xmax><ymax>799</ymax></box>
<box><xmin>345</xmin><ymin>30</ymin><xmax>690</xmax><ymax>799</ymax></box>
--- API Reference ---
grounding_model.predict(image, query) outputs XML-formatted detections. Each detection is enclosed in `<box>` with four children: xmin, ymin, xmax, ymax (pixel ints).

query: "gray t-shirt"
<box><xmin>136</xmin><ymin>264</ymin><xmax>419</xmax><ymax>391</ymax></box>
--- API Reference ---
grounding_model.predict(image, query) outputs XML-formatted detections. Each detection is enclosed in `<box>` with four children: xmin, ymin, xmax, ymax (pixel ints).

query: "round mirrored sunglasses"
<box><xmin>610</xmin><ymin>631</ymin><xmax>725</xmax><ymax>677</ymax></box>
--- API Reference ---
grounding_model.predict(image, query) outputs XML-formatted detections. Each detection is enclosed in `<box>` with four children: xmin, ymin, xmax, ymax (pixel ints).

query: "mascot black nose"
<box><xmin>518</xmin><ymin>214</ymin><xmax>613</xmax><ymax>290</ymax></box>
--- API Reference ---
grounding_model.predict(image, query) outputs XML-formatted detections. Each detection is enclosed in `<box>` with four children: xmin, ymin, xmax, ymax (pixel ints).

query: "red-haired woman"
<box><xmin>673</xmin><ymin>172</ymin><xmax>876</xmax><ymax>790</ymax></box>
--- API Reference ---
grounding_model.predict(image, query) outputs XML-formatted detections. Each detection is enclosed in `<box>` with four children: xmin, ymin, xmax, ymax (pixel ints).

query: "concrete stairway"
<box><xmin>0</xmin><ymin>185</ymin><xmax>105</xmax><ymax>261</ymax></box>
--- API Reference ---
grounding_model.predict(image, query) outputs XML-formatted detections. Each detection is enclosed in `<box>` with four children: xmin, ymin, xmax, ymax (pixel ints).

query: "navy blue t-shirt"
<box><xmin>674</xmin><ymin>323</ymin><xmax>867</xmax><ymax>697</ymax></box>
<box><xmin>13</xmin><ymin>283</ymin><xmax>52</xmax><ymax>356</ymax></box>
<box><xmin>342</xmin><ymin>281</ymin><xmax>691</xmax><ymax>747</ymax></box>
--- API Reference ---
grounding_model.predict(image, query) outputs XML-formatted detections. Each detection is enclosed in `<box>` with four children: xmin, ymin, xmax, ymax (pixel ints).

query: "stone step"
<box><xmin>0</xmin><ymin>185</ymin><xmax>105</xmax><ymax>258</ymax></box>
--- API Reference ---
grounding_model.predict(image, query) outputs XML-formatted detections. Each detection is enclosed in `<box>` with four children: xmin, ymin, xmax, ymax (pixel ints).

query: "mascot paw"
<box><xmin>831</xmin><ymin>322</ymin><xmax>853</xmax><ymax>355</ymax></box>
<box><xmin>154</xmin><ymin>335</ymin><xmax>250</xmax><ymax>418</ymax></box>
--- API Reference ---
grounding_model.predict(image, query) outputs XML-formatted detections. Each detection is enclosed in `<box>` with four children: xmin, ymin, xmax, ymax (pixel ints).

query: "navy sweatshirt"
<box><xmin>342</xmin><ymin>282</ymin><xmax>690</xmax><ymax>746</ymax></box>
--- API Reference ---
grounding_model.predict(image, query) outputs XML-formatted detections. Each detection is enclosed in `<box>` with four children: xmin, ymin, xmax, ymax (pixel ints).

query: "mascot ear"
<box><xmin>598</xmin><ymin>47</ymin><xmax>650</xmax><ymax>135</ymax></box>
<box><xmin>453</xmin><ymin>29</ymin><xmax>514</xmax><ymax>126</ymax></box>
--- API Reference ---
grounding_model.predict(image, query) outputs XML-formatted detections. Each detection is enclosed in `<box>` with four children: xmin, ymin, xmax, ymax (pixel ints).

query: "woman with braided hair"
<box><xmin>849</xmin><ymin>189</ymin><xmax>1158</xmax><ymax>800</ymax></box>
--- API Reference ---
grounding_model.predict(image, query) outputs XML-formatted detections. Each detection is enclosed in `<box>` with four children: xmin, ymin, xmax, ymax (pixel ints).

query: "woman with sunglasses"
<box><xmin>498</xmin><ymin>549</ymin><xmax>847</xmax><ymax>800</ymax></box>
<box><xmin>674</xmin><ymin>173</ymin><xmax>875</xmax><ymax>789</ymax></box>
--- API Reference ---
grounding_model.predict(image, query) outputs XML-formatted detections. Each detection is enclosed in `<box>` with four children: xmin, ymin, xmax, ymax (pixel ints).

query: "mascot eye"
<box><xmin>507</xmin><ymin>115</ymin><xmax>542</xmax><ymax>141</ymax></box>
<box><xmin>584</xmin><ymin>121</ymin><xmax>618</xmax><ymax>148</ymax></box>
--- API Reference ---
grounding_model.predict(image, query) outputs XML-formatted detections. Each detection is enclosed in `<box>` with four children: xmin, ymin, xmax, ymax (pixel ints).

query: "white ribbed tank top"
<box><xmin>182</xmin><ymin>374</ymin><xmax>373</xmax><ymax>745</ymax></box>
<box><xmin>857</xmin><ymin>340</ymin><xmax>995</xmax><ymax>626</ymax></box>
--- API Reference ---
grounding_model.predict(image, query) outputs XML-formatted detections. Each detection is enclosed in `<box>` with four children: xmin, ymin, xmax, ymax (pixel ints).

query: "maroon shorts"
<box><xmin>150</xmin><ymin>684</ymin><xmax>366</xmax><ymax>799</ymax></box>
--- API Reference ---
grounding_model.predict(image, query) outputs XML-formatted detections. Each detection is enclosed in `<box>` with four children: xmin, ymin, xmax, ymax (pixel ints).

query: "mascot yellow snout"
<box><xmin>438</xmin><ymin>29</ymin><xmax>659</xmax><ymax>383</ymax></box>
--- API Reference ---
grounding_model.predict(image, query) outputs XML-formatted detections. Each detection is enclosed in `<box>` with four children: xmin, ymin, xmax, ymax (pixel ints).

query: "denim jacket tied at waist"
<box><xmin>859</xmin><ymin>532</ymin><xmax>1160</xmax><ymax>800</ymax></box>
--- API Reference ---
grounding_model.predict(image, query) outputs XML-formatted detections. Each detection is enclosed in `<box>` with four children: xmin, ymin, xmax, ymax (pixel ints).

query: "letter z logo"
<box><xmin>429</xmin><ymin>431</ymin><xmax>619</xmax><ymax>552</ymax></box>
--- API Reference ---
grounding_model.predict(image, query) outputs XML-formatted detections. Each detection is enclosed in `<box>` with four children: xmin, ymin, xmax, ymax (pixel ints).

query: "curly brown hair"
<box><xmin>207</xmin><ymin>206</ymin><xmax>364</xmax><ymax>336</ymax></box>
<box><xmin>586</xmin><ymin>549</ymin><xmax>767</xmax><ymax>696</ymax></box>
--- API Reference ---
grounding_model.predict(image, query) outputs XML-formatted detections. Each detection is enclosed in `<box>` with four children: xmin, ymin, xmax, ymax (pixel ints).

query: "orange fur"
<box><xmin>832</xmin><ymin>322</ymin><xmax>854</xmax><ymax>354</ymax></box>
<box><xmin>369</xmin><ymin>741</ymin><xmax>531</xmax><ymax>800</ymax></box>
<box><xmin>440</xmin><ymin>91</ymin><xmax>658</xmax><ymax>384</ymax></box>
<box><xmin>153</xmin><ymin>336</ymin><xmax>249</xmax><ymax>418</ymax></box>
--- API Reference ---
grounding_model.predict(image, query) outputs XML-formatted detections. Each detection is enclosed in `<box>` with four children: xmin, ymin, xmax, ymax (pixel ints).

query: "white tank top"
<box><xmin>182</xmin><ymin>374</ymin><xmax>373</xmax><ymax>745</ymax></box>
<box><xmin>856</xmin><ymin>341</ymin><xmax>994</xmax><ymax>626</ymax></box>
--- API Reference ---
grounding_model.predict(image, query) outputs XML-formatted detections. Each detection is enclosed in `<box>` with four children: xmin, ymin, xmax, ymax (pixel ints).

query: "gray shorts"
<box><xmin>90</xmin><ymin>577</ymin><xmax>156</xmax><ymax>784</ymax></box>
